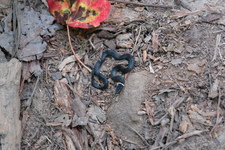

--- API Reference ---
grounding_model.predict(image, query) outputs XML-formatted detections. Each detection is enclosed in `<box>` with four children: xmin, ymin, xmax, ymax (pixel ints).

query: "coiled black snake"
<box><xmin>91</xmin><ymin>50</ymin><xmax>134</xmax><ymax>94</ymax></box>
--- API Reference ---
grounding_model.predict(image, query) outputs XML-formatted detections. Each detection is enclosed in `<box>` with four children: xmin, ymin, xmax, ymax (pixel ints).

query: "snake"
<box><xmin>91</xmin><ymin>50</ymin><xmax>134</xmax><ymax>94</ymax></box>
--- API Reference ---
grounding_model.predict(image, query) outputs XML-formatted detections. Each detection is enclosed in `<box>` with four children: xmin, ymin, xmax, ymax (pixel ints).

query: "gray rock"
<box><xmin>0</xmin><ymin>58</ymin><xmax>22</xmax><ymax>150</ymax></box>
<box><xmin>108</xmin><ymin>71</ymin><xmax>152</xmax><ymax>146</ymax></box>
<box><xmin>0</xmin><ymin>50</ymin><xmax>7</xmax><ymax>63</ymax></box>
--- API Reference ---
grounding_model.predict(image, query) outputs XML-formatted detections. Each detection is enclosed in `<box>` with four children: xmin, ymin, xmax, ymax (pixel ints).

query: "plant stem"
<box><xmin>66</xmin><ymin>25</ymin><xmax>92</xmax><ymax>72</ymax></box>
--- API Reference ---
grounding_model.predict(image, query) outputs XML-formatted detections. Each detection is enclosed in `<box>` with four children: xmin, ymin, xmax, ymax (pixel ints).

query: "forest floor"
<box><xmin>1</xmin><ymin>0</ymin><xmax>225</xmax><ymax>149</ymax></box>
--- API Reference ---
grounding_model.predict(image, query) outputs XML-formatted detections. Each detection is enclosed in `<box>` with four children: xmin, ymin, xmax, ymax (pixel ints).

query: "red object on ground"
<box><xmin>47</xmin><ymin>0</ymin><xmax>111</xmax><ymax>28</ymax></box>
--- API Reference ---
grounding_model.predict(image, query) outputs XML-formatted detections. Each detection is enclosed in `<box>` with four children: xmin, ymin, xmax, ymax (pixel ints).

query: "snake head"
<box><xmin>115</xmin><ymin>82</ymin><xmax>124</xmax><ymax>94</ymax></box>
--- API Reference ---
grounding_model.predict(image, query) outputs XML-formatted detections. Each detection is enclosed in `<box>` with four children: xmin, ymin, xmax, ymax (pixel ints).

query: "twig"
<box><xmin>210</xmin><ymin>86</ymin><xmax>222</xmax><ymax>134</ymax></box>
<box><xmin>65</xmin><ymin>73</ymin><xmax>76</xmax><ymax>97</ymax></box>
<box><xmin>82</xmin><ymin>129</ymin><xmax>89</xmax><ymax>150</ymax></box>
<box><xmin>89</xmin><ymin>34</ymin><xmax>96</xmax><ymax>50</ymax></box>
<box><xmin>55</xmin><ymin>127</ymin><xmax>81</xmax><ymax>150</ymax></box>
<box><xmin>153</xmin><ymin>119</ymin><xmax>169</xmax><ymax>147</ymax></box>
<box><xmin>153</xmin><ymin>113</ymin><xmax>168</xmax><ymax>126</ymax></box>
<box><xmin>45</xmin><ymin>133</ymin><xmax>67</xmax><ymax>150</ymax></box>
<box><xmin>175</xmin><ymin>130</ymin><xmax>207</xmax><ymax>141</ymax></box>
<box><xmin>162</xmin><ymin>141</ymin><xmax>178</xmax><ymax>150</ymax></box>
<box><xmin>67</xmin><ymin>25</ymin><xmax>92</xmax><ymax>72</ymax></box>
<box><xmin>109</xmin><ymin>0</ymin><xmax>174</xmax><ymax>9</ymax></box>
<box><xmin>149</xmin><ymin>61</ymin><xmax>155</xmax><ymax>73</ymax></box>
<box><xmin>12</xmin><ymin>0</ymin><xmax>21</xmax><ymax>56</ymax></box>
<box><xmin>168</xmin><ymin>106</ymin><xmax>175</xmax><ymax>132</ymax></box>
<box><xmin>65</xmin><ymin>83</ymin><xmax>83</xmax><ymax>98</ymax></box>
<box><xmin>26</xmin><ymin>76</ymin><xmax>40</xmax><ymax>109</ymax></box>
<box><xmin>125</xmin><ymin>123</ymin><xmax>150</xmax><ymax>146</ymax></box>
<box><xmin>212</xmin><ymin>34</ymin><xmax>221</xmax><ymax>61</ymax></box>
<box><xmin>132</xmin><ymin>25</ymin><xmax>142</xmax><ymax>55</ymax></box>
<box><xmin>150</xmin><ymin>141</ymin><xmax>177</xmax><ymax>150</ymax></box>
<box><xmin>123</xmin><ymin>139</ymin><xmax>147</xmax><ymax>149</ymax></box>
<box><xmin>168</xmin><ymin>96</ymin><xmax>187</xmax><ymax>131</ymax></box>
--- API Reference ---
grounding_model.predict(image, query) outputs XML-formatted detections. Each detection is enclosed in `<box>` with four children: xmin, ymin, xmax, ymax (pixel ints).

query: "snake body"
<box><xmin>91</xmin><ymin>50</ymin><xmax>134</xmax><ymax>94</ymax></box>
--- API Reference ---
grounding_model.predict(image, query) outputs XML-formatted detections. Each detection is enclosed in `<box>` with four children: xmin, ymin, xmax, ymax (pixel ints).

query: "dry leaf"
<box><xmin>106</xmin><ymin>5</ymin><xmax>140</xmax><ymax>24</ymax></box>
<box><xmin>58</xmin><ymin>55</ymin><xmax>79</xmax><ymax>71</ymax></box>
<box><xmin>179</xmin><ymin>120</ymin><xmax>189</xmax><ymax>133</ymax></box>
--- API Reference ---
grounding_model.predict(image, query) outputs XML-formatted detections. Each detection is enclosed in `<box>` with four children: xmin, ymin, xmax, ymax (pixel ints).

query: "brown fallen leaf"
<box><xmin>187</xmin><ymin>63</ymin><xmax>202</xmax><ymax>74</ymax></box>
<box><xmin>105</xmin><ymin>5</ymin><xmax>140</xmax><ymax>24</ymax></box>
<box><xmin>179</xmin><ymin>120</ymin><xmax>189</xmax><ymax>133</ymax></box>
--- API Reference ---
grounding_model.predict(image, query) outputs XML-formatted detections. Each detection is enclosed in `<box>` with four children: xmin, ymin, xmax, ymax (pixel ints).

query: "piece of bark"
<box><xmin>0</xmin><ymin>58</ymin><xmax>22</xmax><ymax>150</ymax></box>
<box><xmin>54</xmin><ymin>80</ymin><xmax>74</xmax><ymax>114</ymax></box>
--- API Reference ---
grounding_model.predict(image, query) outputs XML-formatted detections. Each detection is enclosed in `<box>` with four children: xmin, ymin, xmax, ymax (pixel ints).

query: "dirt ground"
<box><xmin>1</xmin><ymin>0</ymin><xmax>225</xmax><ymax>149</ymax></box>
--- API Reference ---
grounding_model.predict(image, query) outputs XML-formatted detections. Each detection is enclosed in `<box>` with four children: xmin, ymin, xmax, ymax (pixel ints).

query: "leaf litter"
<box><xmin>1</xmin><ymin>0</ymin><xmax>225</xmax><ymax>149</ymax></box>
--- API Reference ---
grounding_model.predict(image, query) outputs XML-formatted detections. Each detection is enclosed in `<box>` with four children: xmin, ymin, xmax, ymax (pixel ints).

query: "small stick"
<box><xmin>109</xmin><ymin>0</ymin><xmax>174</xmax><ymax>9</ymax></box>
<box><xmin>89</xmin><ymin>34</ymin><xmax>96</xmax><ymax>50</ymax></box>
<box><xmin>212</xmin><ymin>34</ymin><xmax>221</xmax><ymax>61</ymax></box>
<box><xmin>65</xmin><ymin>83</ymin><xmax>83</xmax><ymax>98</ymax></box>
<box><xmin>125</xmin><ymin>123</ymin><xmax>150</xmax><ymax>146</ymax></box>
<box><xmin>175</xmin><ymin>130</ymin><xmax>207</xmax><ymax>141</ymax></box>
<box><xmin>123</xmin><ymin>139</ymin><xmax>146</xmax><ymax>149</ymax></box>
<box><xmin>67</xmin><ymin>25</ymin><xmax>92</xmax><ymax>72</ymax></box>
<box><xmin>26</xmin><ymin>76</ymin><xmax>40</xmax><ymax>109</ymax></box>
<box><xmin>210</xmin><ymin>86</ymin><xmax>222</xmax><ymax>134</ymax></box>
<box><xmin>132</xmin><ymin>25</ymin><xmax>142</xmax><ymax>55</ymax></box>
<box><xmin>65</xmin><ymin>73</ymin><xmax>76</xmax><ymax>98</ymax></box>
<box><xmin>55</xmin><ymin>127</ymin><xmax>81</xmax><ymax>150</ymax></box>
<box><xmin>151</xmin><ymin>141</ymin><xmax>177</xmax><ymax>150</ymax></box>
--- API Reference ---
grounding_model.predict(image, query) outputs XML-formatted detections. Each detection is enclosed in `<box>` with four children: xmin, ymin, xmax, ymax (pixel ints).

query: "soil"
<box><xmin>1</xmin><ymin>0</ymin><xmax>225</xmax><ymax>150</ymax></box>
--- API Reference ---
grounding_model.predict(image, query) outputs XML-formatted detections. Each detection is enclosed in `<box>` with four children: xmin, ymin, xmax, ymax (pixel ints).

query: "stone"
<box><xmin>0</xmin><ymin>58</ymin><xmax>22</xmax><ymax>150</ymax></box>
<box><xmin>108</xmin><ymin>71</ymin><xmax>152</xmax><ymax>146</ymax></box>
